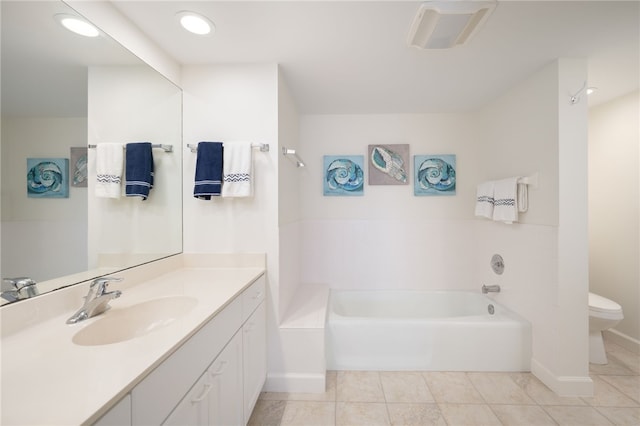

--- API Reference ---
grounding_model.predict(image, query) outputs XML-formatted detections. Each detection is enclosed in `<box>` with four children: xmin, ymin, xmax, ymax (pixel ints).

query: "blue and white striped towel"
<box><xmin>125</xmin><ymin>142</ymin><xmax>154</xmax><ymax>200</ymax></box>
<box><xmin>193</xmin><ymin>142</ymin><xmax>223</xmax><ymax>200</ymax></box>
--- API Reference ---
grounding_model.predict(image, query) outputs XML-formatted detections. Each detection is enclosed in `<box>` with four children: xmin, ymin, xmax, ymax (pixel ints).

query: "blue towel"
<box><xmin>125</xmin><ymin>142</ymin><xmax>154</xmax><ymax>200</ymax></box>
<box><xmin>194</xmin><ymin>142</ymin><xmax>223</xmax><ymax>200</ymax></box>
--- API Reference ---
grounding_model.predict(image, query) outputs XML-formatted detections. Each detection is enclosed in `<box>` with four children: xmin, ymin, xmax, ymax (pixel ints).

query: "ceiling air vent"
<box><xmin>407</xmin><ymin>1</ymin><xmax>496</xmax><ymax>49</ymax></box>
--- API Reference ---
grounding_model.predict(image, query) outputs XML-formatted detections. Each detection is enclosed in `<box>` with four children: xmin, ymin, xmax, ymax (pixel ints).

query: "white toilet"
<box><xmin>588</xmin><ymin>292</ymin><xmax>624</xmax><ymax>364</ymax></box>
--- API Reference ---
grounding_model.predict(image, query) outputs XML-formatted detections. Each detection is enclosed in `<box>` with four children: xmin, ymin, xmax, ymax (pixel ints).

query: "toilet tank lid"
<box><xmin>589</xmin><ymin>292</ymin><xmax>622</xmax><ymax>312</ymax></box>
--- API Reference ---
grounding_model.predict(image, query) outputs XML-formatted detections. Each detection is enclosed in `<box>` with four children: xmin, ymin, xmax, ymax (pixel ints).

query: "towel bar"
<box><xmin>187</xmin><ymin>143</ymin><xmax>269</xmax><ymax>153</ymax></box>
<box><xmin>517</xmin><ymin>173</ymin><xmax>538</xmax><ymax>189</ymax></box>
<box><xmin>88</xmin><ymin>144</ymin><xmax>173</xmax><ymax>152</ymax></box>
<box><xmin>282</xmin><ymin>147</ymin><xmax>305</xmax><ymax>168</ymax></box>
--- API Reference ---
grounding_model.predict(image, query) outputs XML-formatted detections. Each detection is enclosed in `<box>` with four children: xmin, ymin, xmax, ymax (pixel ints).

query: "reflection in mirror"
<box><xmin>1</xmin><ymin>1</ymin><xmax>182</xmax><ymax>305</ymax></box>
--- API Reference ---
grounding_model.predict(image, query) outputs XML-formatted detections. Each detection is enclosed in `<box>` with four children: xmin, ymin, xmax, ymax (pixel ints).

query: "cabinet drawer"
<box><xmin>241</xmin><ymin>275</ymin><xmax>265</xmax><ymax>322</ymax></box>
<box><xmin>132</xmin><ymin>296</ymin><xmax>242</xmax><ymax>426</ymax></box>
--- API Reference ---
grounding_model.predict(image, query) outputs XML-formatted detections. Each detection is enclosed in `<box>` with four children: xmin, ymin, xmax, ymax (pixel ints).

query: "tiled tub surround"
<box><xmin>0</xmin><ymin>254</ymin><xmax>265</xmax><ymax>425</ymax></box>
<box><xmin>250</xmin><ymin>340</ymin><xmax>640</xmax><ymax>426</ymax></box>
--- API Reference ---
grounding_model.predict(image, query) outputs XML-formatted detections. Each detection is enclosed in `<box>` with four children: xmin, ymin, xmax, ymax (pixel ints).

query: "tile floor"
<box><xmin>248</xmin><ymin>339</ymin><xmax>640</xmax><ymax>425</ymax></box>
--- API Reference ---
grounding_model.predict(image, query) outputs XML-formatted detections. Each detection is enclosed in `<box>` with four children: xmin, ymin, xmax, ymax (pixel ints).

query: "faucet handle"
<box><xmin>90</xmin><ymin>276</ymin><xmax>123</xmax><ymax>295</ymax></box>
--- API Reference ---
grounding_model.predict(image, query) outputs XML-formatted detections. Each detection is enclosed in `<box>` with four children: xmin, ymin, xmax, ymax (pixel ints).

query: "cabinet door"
<box><xmin>163</xmin><ymin>372</ymin><xmax>211</xmax><ymax>426</ymax></box>
<box><xmin>209</xmin><ymin>331</ymin><xmax>243</xmax><ymax>426</ymax></box>
<box><xmin>242</xmin><ymin>302</ymin><xmax>266</xmax><ymax>424</ymax></box>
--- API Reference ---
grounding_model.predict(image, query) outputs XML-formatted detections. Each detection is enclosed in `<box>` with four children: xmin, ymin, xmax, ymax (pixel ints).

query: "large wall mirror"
<box><xmin>1</xmin><ymin>1</ymin><xmax>183</xmax><ymax>305</ymax></box>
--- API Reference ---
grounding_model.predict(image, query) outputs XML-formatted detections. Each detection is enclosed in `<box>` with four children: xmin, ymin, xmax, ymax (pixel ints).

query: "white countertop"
<box><xmin>1</xmin><ymin>265</ymin><xmax>264</xmax><ymax>425</ymax></box>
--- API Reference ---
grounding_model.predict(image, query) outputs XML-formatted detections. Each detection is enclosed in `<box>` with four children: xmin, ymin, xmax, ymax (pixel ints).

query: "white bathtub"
<box><xmin>326</xmin><ymin>290</ymin><xmax>531</xmax><ymax>371</ymax></box>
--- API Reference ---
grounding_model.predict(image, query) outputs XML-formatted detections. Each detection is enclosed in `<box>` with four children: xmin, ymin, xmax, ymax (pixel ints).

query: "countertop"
<box><xmin>1</xmin><ymin>265</ymin><xmax>265</xmax><ymax>425</ymax></box>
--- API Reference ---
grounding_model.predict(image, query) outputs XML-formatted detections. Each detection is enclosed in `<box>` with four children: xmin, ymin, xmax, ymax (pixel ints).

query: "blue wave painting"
<box><xmin>414</xmin><ymin>154</ymin><xmax>456</xmax><ymax>196</ymax></box>
<box><xmin>27</xmin><ymin>158</ymin><xmax>69</xmax><ymax>198</ymax></box>
<box><xmin>323</xmin><ymin>155</ymin><xmax>364</xmax><ymax>196</ymax></box>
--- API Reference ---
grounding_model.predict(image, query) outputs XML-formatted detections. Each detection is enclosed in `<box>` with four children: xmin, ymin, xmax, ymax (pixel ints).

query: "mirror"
<box><xmin>1</xmin><ymin>1</ymin><xmax>183</xmax><ymax>304</ymax></box>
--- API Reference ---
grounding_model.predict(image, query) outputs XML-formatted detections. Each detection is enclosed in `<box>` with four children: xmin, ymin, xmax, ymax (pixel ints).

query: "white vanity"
<box><xmin>0</xmin><ymin>254</ymin><xmax>266</xmax><ymax>425</ymax></box>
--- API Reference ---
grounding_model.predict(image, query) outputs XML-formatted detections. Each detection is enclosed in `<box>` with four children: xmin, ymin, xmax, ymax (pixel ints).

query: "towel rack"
<box><xmin>282</xmin><ymin>147</ymin><xmax>306</xmax><ymax>168</ymax></box>
<box><xmin>517</xmin><ymin>172</ymin><xmax>539</xmax><ymax>189</ymax></box>
<box><xmin>88</xmin><ymin>144</ymin><xmax>173</xmax><ymax>152</ymax></box>
<box><xmin>187</xmin><ymin>143</ymin><xmax>269</xmax><ymax>153</ymax></box>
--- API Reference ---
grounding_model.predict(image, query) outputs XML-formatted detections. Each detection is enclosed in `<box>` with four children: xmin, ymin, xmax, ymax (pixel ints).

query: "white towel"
<box><xmin>475</xmin><ymin>181</ymin><xmax>495</xmax><ymax>219</ymax></box>
<box><xmin>493</xmin><ymin>177</ymin><xmax>519</xmax><ymax>223</ymax></box>
<box><xmin>95</xmin><ymin>143</ymin><xmax>123</xmax><ymax>198</ymax></box>
<box><xmin>221</xmin><ymin>141</ymin><xmax>253</xmax><ymax>197</ymax></box>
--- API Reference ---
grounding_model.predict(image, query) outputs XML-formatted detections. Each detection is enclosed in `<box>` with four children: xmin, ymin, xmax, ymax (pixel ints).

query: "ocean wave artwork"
<box><xmin>323</xmin><ymin>155</ymin><xmax>364</xmax><ymax>196</ymax></box>
<box><xmin>368</xmin><ymin>144</ymin><xmax>409</xmax><ymax>185</ymax></box>
<box><xmin>414</xmin><ymin>154</ymin><xmax>456</xmax><ymax>196</ymax></box>
<box><xmin>27</xmin><ymin>158</ymin><xmax>69</xmax><ymax>198</ymax></box>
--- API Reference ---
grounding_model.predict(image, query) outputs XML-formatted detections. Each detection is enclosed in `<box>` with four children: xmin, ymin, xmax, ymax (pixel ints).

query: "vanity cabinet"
<box><xmin>243</xmin><ymin>302</ymin><xmax>267</xmax><ymax>424</ymax></box>
<box><xmin>125</xmin><ymin>275</ymin><xmax>265</xmax><ymax>426</ymax></box>
<box><xmin>164</xmin><ymin>331</ymin><xmax>243</xmax><ymax>426</ymax></box>
<box><xmin>94</xmin><ymin>394</ymin><xmax>132</xmax><ymax>426</ymax></box>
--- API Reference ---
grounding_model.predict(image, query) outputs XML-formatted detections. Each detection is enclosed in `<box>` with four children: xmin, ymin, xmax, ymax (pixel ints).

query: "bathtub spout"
<box><xmin>482</xmin><ymin>284</ymin><xmax>501</xmax><ymax>294</ymax></box>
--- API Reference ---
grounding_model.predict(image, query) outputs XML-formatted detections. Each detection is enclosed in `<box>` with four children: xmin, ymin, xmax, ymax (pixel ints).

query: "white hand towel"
<box><xmin>95</xmin><ymin>143</ymin><xmax>124</xmax><ymax>198</ymax></box>
<box><xmin>493</xmin><ymin>177</ymin><xmax>519</xmax><ymax>223</ymax></box>
<box><xmin>475</xmin><ymin>181</ymin><xmax>495</xmax><ymax>219</ymax></box>
<box><xmin>221</xmin><ymin>141</ymin><xmax>253</xmax><ymax>198</ymax></box>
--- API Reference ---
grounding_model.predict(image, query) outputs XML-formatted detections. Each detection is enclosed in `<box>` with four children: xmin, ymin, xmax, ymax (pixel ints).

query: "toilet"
<box><xmin>588</xmin><ymin>292</ymin><xmax>624</xmax><ymax>364</ymax></box>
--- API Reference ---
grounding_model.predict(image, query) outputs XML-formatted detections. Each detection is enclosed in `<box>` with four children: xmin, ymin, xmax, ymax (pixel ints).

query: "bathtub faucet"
<box><xmin>482</xmin><ymin>284</ymin><xmax>501</xmax><ymax>294</ymax></box>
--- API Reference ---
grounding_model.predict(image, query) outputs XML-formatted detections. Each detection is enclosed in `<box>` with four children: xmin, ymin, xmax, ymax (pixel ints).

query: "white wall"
<box><xmin>298</xmin><ymin>114</ymin><xmax>480</xmax><ymax>290</ymax></box>
<box><xmin>277</xmin><ymin>69</ymin><xmax>302</xmax><ymax>321</ymax></box>
<box><xmin>479</xmin><ymin>59</ymin><xmax>591</xmax><ymax>395</ymax></box>
<box><xmin>297</xmin><ymin>59</ymin><xmax>591</xmax><ymax>396</ymax></box>
<box><xmin>87</xmin><ymin>66</ymin><xmax>182</xmax><ymax>268</ymax></box>
<box><xmin>1</xmin><ymin>117</ymin><xmax>88</xmax><ymax>281</ymax></box>
<box><xmin>589</xmin><ymin>90</ymin><xmax>640</xmax><ymax>346</ymax></box>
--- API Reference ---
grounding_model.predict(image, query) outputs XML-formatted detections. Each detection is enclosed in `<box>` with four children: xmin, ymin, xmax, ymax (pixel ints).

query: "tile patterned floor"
<box><xmin>248</xmin><ymin>340</ymin><xmax>640</xmax><ymax>425</ymax></box>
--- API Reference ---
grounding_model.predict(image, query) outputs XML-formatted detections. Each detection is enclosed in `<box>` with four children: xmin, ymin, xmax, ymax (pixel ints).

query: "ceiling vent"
<box><xmin>407</xmin><ymin>1</ymin><xmax>497</xmax><ymax>49</ymax></box>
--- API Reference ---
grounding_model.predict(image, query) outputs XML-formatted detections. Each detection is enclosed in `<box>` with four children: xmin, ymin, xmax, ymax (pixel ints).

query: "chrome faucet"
<box><xmin>482</xmin><ymin>284</ymin><xmax>501</xmax><ymax>294</ymax></box>
<box><xmin>66</xmin><ymin>277</ymin><xmax>123</xmax><ymax>324</ymax></box>
<box><xmin>2</xmin><ymin>277</ymin><xmax>39</xmax><ymax>302</ymax></box>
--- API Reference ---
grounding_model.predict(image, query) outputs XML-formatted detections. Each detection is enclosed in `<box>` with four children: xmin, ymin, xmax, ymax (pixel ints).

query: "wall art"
<box><xmin>414</xmin><ymin>154</ymin><xmax>456</xmax><ymax>196</ymax></box>
<box><xmin>323</xmin><ymin>155</ymin><xmax>364</xmax><ymax>196</ymax></box>
<box><xmin>70</xmin><ymin>147</ymin><xmax>88</xmax><ymax>188</ymax></box>
<box><xmin>27</xmin><ymin>158</ymin><xmax>69</xmax><ymax>198</ymax></box>
<box><xmin>368</xmin><ymin>144</ymin><xmax>409</xmax><ymax>185</ymax></box>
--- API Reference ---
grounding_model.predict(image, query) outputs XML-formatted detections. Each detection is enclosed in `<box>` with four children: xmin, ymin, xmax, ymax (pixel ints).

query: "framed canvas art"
<box><xmin>414</xmin><ymin>154</ymin><xmax>456</xmax><ymax>196</ymax></box>
<box><xmin>70</xmin><ymin>147</ymin><xmax>88</xmax><ymax>187</ymax></box>
<box><xmin>27</xmin><ymin>158</ymin><xmax>69</xmax><ymax>198</ymax></box>
<box><xmin>368</xmin><ymin>144</ymin><xmax>409</xmax><ymax>185</ymax></box>
<box><xmin>323</xmin><ymin>155</ymin><xmax>364</xmax><ymax>196</ymax></box>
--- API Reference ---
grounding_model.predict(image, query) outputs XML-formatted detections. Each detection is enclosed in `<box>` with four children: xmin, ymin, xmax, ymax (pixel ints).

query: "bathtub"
<box><xmin>326</xmin><ymin>290</ymin><xmax>531</xmax><ymax>371</ymax></box>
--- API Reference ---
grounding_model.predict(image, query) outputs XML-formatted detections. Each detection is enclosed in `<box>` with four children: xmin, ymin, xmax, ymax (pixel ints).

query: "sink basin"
<box><xmin>72</xmin><ymin>296</ymin><xmax>197</xmax><ymax>346</ymax></box>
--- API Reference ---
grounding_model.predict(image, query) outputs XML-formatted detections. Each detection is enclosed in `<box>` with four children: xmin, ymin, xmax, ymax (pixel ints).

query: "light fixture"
<box><xmin>407</xmin><ymin>1</ymin><xmax>496</xmax><ymax>49</ymax></box>
<box><xmin>176</xmin><ymin>11</ymin><xmax>215</xmax><ymax>36</ymax></box>
<box><xmin>570</xmin><ymin>83</ymin><xmax>598</xmax><ymax>105</ymax></box>
<box><xmin>54</xmin><ymin>13</ymin><xmax>100</xmax><ymax>37</ymax></box>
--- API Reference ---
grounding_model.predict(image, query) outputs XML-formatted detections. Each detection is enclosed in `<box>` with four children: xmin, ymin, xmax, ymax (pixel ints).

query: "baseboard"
<box><xmin>264</xmin><ymin>372</ymin><xmax>326</xmax><ymax>394</ymax></box>
<box><xmin>531</xmin><ymin>358</ymin><xmax>593</xmax><ymax>397</ymax></box>
<box><xmin>604</xmin><ymin>329</ymin><xmax>640</xmax><ymax>354</ymax></box>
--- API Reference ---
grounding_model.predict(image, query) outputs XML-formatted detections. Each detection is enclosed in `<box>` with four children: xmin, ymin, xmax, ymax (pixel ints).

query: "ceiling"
<box><xmin>110</xmin><ymin>0</ymin><xmax>640</xmax><ymax>114</ymax></box>
<box><xmin>1</xmin><ymin>1</ymin><xmax>143</xmax><ymax>117</ymax></box>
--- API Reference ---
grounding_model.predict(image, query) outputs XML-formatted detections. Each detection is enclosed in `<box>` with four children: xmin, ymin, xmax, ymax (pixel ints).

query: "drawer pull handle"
<box><xmin>210</xmin><ymin>361</ymin><xmax>228</xmax><ymax>376</ymax></box>
<box><xmin>191</xmin><ymin>384</ymin><xmax>212</xmax><ymax>404</ymax></box>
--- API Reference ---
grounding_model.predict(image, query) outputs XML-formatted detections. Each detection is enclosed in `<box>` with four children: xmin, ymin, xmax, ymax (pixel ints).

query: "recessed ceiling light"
<box><xmin>54</xmin><ymin>13</ymin><xmax>100</xmax><ymax>38</ymax></box>
<box><xmin>176</xmin><ymin>11</ymin><xmax>215</xmax><ymax>36</ymax></box>
<box><xmin>587</xmin><ymin>87</ymin><xmax>597</xmax><ymax>95</ymax></box>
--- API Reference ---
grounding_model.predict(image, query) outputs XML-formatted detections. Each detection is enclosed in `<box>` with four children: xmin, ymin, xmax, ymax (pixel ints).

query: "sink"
<box><xmin>72</xmin><ymin>296</ymin><xmax>197</xmax><ymax>346</ymax></box>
